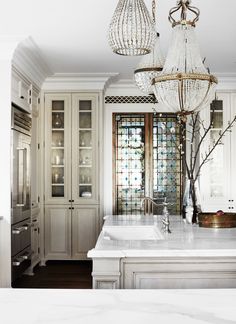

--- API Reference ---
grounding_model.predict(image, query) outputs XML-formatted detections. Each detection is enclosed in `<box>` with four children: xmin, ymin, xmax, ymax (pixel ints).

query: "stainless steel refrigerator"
<box><xmin>11</xmin><ymin>105</ymin><xmax>32</xmax><ymax>282</ymax></box>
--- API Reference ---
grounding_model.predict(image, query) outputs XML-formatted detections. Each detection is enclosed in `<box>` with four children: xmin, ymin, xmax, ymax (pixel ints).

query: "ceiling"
<box><xmin>1</xmin><ymin>0</ymin><xmax>236</xmax><ymax>79</ymax></box>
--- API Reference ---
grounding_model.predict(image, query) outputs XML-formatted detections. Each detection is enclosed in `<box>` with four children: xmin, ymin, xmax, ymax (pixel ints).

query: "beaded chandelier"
<box><xmin>152</xmin><ymin>0</ymin><xmax>218</xmax><ymax>115</ymax></box>
<box><xmin>108</xmin><ymin>0</ymin><xmax>156</xmax><ymax>56</ymax></box>
<box><xmin>134</xmin><ymin>0</ymin><xmax>164</xmax><ymax>94</ymax></box>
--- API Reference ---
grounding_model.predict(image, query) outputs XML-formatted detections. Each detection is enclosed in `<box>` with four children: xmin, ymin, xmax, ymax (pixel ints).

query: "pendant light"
<box><xmin>152</xmin><ymin>0</ymin><xmax>218</xmax><ymax>116</ymax></box>
<box><xmin>108</xmin><ymin>0</ymin><xmax>156</xmax><ymax>56</ymax></box>
<box><xmin>134</xmin><ymin>0</ymin><xmax>164</xmax><ymax>94</ymax></box>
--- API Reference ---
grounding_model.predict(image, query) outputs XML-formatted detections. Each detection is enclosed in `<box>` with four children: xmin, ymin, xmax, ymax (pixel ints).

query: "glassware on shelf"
<box><xmin>79</xmin><ymin>112</ymin><xmax>91</xmax><ymax>129</ymax></box>
<box><xmin>54</xmin><ymin>172</ymin><xmax>59</xmax><ymax>183</ymax></box>
<box><xmin>52</xmin><ymin>112</ymin><xmax>64</xmax><ymax>128</ymax></box>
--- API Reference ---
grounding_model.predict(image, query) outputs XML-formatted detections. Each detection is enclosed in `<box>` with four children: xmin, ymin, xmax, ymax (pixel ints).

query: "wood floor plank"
<box><xmin>12</xmin><ymin>261</ymin><xmax>92</xmax><ymax>289</ymax></box>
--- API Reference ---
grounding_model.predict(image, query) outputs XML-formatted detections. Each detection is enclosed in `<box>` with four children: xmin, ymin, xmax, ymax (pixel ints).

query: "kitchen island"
<box><xmin>88</xmin><ymin>215</ymin><xmax>236</xmax><ymax>289</ymax></box>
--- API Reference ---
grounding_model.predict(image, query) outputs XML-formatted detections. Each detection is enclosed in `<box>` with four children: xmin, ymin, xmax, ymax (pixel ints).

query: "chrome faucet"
<box><xmin>141</xmin><ymin>197</ymin><xmax>173</xmax><ymax>233</ymax></box>
<box><xmin>161</xmin><ymin>198</ymin><xmax>172</xmax><ymax>234</ymax></box>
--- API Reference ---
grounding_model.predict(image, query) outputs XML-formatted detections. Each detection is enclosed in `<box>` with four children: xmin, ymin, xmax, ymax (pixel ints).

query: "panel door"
<box><xmin>200</xmin><ymin>92</ymin><xmax>231</xmax><ymax>212</ymax></box>
<box><xmin>45</xmin><ymin>206</ymin><xmax>71</xmax><ymax>259</ymax></box>
<box><xmin>229</xmin><ymin>93</ymin><xmax>236</xmax><ymax>211</ymax></box>
<box><xmin>71</xmin><ymin>94</ymin><xmax>99</xmax><ymax>204</ymax></box>
<box><xmin>72</xmin><ymin>206</ymin><xmax>99</xmax><ymax>259</ymax></box>
<box><xmin>45</xmin><ymin>94</ymin><xmax>72</xmax><ymax>204</ymax></box>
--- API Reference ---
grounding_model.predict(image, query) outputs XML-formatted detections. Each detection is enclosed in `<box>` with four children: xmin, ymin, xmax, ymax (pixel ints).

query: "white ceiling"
<box><xmin>1</xmin><ymin>0</ymin><xmax>236</xmax><ymax>78</ymax></box>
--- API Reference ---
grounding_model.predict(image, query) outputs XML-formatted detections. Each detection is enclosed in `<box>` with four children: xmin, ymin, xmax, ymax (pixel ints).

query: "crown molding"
<box><xmin>105</xmin><ymin>78</ymin><xmax>147</xmax><ymax>96</ymax></box>
<box><xmin>42</xmin><ymin>73</ymin><xmax>119</xmax><ymax>91</ymax></box>
<box><xmin>12</xmin><ymin>37</ymin><xmax>52</xmax><ymax>89</ymax></box>
<box><xmin>215</xmin><ymin>73</ymin><xmax>236</xmax><ymax>90</ymax></box>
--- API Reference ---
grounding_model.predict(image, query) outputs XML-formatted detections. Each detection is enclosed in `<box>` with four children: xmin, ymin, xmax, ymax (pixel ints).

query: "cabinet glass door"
<box><xmin>51</xmin><ymin>101</ymin><xmax>65</xmax><ymax>197</ymax></box>
<box><xmin>72</xmin><ymin>95</ymin><xmax>97</xmax><ymax>203</ymax></box>
<box><xmin>209</xmin><ymin>100</ymin><xmax>224</xmax><ymax>198</ymax></box>
<box><xmin>79</xmin><ymin>101</ymin><xmax>93</xmax><ymax>198</ymax></box>
<box><xmin>45</xmin><ymin>94</ymin><xmax>71</xmax><ymax>204</ymax></box>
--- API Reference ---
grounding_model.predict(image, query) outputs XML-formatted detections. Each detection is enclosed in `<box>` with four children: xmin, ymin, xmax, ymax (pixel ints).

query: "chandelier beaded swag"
<box><xmin>108</xmin><ymin>0</ymin><xmax>218</xmax><ymax>115</ymax></box>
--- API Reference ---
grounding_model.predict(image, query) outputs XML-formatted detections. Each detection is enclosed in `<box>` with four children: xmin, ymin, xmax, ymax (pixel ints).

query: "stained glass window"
<box><xmin>113</xmin><ymin>113</ymin><xmax>182</xmax><ymax>215</ymax></box>
<box><xmin>153</xmin><ymin>114</ymin><xmax>182</xmax><ymax>214</ymax></box>
<box><xmin>114</xmin><ymin>114</ymin><xmax>145</xmax><ymax>214</ymax></box>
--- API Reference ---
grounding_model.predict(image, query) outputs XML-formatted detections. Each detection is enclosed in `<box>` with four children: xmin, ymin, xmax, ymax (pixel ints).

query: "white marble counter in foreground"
<box><xmin>0</xmin><ymin>289</ymin><xmax>236</xmax><ymax>324</ymax></box>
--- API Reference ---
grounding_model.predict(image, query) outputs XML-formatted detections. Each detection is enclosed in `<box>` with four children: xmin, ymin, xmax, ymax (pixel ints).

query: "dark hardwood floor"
<box><xmin>12</xmin><ymin>261</ymin><xmax>92</xmax><ymax>289</ymax></box>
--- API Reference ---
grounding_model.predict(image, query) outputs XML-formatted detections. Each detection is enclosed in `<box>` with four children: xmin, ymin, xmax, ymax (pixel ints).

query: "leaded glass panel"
<box><xmin>153</xmin><ymin>115</ymin><xmax>181</xmax><ymax>214</ymax></box>
<box><xmin>114</xmin><ymin>114</ymin><xmax>145</xmax><ymax>214</ymax></box>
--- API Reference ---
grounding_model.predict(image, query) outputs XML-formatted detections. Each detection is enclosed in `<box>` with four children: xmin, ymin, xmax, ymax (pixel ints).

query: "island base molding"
<box><xmin>91</xmin><ymin>257</ymin><xmax>236</xmax><ymax>289</ymax></box>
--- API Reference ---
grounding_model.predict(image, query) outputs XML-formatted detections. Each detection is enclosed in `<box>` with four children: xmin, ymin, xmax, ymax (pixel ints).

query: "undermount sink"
<box><xmin>102</xmin><ymin>226</ymin><xmax>164</xmax><ymax>241</ymax></box>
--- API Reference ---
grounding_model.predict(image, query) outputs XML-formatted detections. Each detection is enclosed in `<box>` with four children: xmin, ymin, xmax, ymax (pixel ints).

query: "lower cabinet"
<box><xmin>44</xmin><ymin>205</ymin><xmax>99</xmax><ymax>261</ymax></box>
<box><xmin>72</xmin><ymin>207</ymin><xmax>98</xmax><ymax>259</ymax></box>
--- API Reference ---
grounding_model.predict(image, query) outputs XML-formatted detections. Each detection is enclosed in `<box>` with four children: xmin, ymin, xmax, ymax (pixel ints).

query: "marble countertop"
<box><xmin>0</xmin><ymin>289</ymin><xmax>236</xmax><ymax>324</ymax></box>
<box><xmin>88</xmin><ymin>215</ymin><xmax>236</xmax><ymax>258</ymax></box>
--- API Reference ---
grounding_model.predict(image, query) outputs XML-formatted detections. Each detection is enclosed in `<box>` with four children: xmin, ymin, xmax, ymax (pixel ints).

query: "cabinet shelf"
<box><xmin>51</xmin><ymin>147</ymin><xmax>64</xmax><ymax>149</ymax></box>
<box><xmin>51</xmin><ymin>165</ymin><xmax>64</xmax><ymax>168</ymax></box>
<box><xmin>51</xmin><ymin>184</ymin><xmax>64</xmax><ymax>186</ymax></box>
<box><xmin>79</xmin><ymin>184</ymin><xmax>92</xmax><ymax>186</ymax></box>
<box><xmin>79</xmin><ymin>165</ymin><xmax>92</xmax><ymax>168</ymax></box>
<box><xmin>52</xmin><ymin>128</ymin><xmax>65</xmax><ymax>131</ymax></box>
<box><xmin>79</xmin><ymin>146</ymin><xmax>92</xmax><ymax>149</ymax></box>
<box><xmin>52</xmin><ymin>110</ymin><xmax>65</xmax><ymax>113</ymax></box>
<box><xmin>79</xmin><ymin>128</ymin><xmax>92</xmax><ymax>131</ymax></box>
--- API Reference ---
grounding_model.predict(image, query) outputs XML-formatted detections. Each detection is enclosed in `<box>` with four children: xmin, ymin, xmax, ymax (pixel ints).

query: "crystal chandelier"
<box><xmin>152</xmin><ymin>0</ymin><xmax>218</xmax><ymax>116</ymax></box>
<box><xmin>108</xmin><ymin>0</ymin><xmax>156</xmax><ymax>56</ymax></box>
<box><xmin>134</xmin><ymin>0</ymin><xmax>164</xmax><ymax>94</ymax></box>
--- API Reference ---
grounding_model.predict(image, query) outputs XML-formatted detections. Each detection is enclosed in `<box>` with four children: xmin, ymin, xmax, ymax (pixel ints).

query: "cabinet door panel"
<box><xmin>200</xmin><ymin>93</ymin><xmax>231</xmax><ymax>212</ymax></box>
<box><xmin>45</xmin><ymin>206</ymin><xmax>71</xmax><ymax>259</ymax></box>
<box><xmin>72</xmin><ymin>206</ymin><xmax>98</xmax><ymax>259</ymax></box>
<box><xmin>71</xmin><ymin>94</ymin><xmax>99</xmax><ymax>204</ymax></box>
<box><xmin>45</xmin><ymin>94</ymin><xmax>72</xmax><ymax>204</ymax></box>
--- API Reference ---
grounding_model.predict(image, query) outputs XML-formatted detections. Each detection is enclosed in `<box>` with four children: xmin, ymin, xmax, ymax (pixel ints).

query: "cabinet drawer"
<box><xmin>12</xmin><ymin>70</ymin><xmax>32</xmax><ymax>113</ymax></box>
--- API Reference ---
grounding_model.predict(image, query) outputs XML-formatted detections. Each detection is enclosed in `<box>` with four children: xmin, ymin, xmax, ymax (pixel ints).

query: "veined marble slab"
<box><xmin>0</xmin><ymin>289</ymin><xmax>236</xmax><ymax>323</ymax></box>
<box><xmin>88</xmin><ymin>215</ymin><xmax>236</xmax><ymax>258</ymax></box>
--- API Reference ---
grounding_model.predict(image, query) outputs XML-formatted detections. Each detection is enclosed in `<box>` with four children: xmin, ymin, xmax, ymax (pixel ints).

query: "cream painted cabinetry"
<box><xmin>44</xmin><ymin>205</ymin><xmax>99</xmax><ymax>260</ymax></box>
<box><xmin>200</xmin><ymin>92</ymin><xmax>236</xmax><ymax>212</ymax></box>
<box><xmin>11</xmin><ymin>67</ymin><xmax>38</xmax><ymax>114</ymax></box>
<box><xmin>44</xmin><ymin>93</ymin><xmax>100</xmax><ymax>261</ymax></box>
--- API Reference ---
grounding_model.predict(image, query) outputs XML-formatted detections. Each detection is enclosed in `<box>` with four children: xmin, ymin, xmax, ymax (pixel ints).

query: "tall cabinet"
<box><xmin>44</xmin><ymin>93</ymin><xmax>100</xmax><ymax>261</ymax></box>
<box><xmin>200</xmin><ymin>91</ymin><xmax>236</xmax><ymax>212</ymax></box>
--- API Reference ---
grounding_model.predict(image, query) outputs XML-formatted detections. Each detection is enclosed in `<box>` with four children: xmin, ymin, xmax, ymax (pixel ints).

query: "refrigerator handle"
<box><xmin>16</xmin><ymin>147</ymin><xmax>27</xmax><ymax>207</ymax></box>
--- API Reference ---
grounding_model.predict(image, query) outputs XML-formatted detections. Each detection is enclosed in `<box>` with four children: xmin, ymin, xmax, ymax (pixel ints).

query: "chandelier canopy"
<box><xmin>108</xmin><ymin>0</ymin><xmax>156</xmax><ymax>56</ymax></box>
<box><xmin>152</xmin><ymin>0</ymin><xmax>218</xmax><ymax>115</ymax></box>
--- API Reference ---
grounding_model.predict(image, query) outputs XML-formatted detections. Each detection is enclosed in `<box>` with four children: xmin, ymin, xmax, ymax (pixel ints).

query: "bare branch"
<box><xmin>194</xmin><ymin>116</ymin><xmax>236</xmax><ymax>182</ymax></box>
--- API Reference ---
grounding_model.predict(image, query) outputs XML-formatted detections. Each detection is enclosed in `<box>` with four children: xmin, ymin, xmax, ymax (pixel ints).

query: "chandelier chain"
<box><xmin>152</xmin><ymin>0</ymin><xmax>156</xmax><ymax>24</ymax></box>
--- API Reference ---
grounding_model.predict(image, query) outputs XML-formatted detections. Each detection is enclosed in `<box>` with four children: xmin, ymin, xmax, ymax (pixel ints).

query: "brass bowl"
<box><xmin>198</xmin><ymin>212</ymin><xmax>236</xmax><ymax>228</ymax></box>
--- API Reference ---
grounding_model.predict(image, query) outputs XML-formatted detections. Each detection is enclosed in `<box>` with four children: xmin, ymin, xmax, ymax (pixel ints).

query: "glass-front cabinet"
<box><xmin>72</xmin><ymin>94</ymin><xmax>98</xmax><ymax>203</ymax></box>
<box><xmin>45</xmin><ymin>94</ymin><xmax>71</xmax><ymax>204</ymax></box>
<box><xmin>45</xmin><ymin>93</ymin><xmax>98</xmax><ymax>205</ymax></box>
<box><xmin>200</xmin><ymin>92</ymin><xmax>236</xmax><ymax>212</ymax></box>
